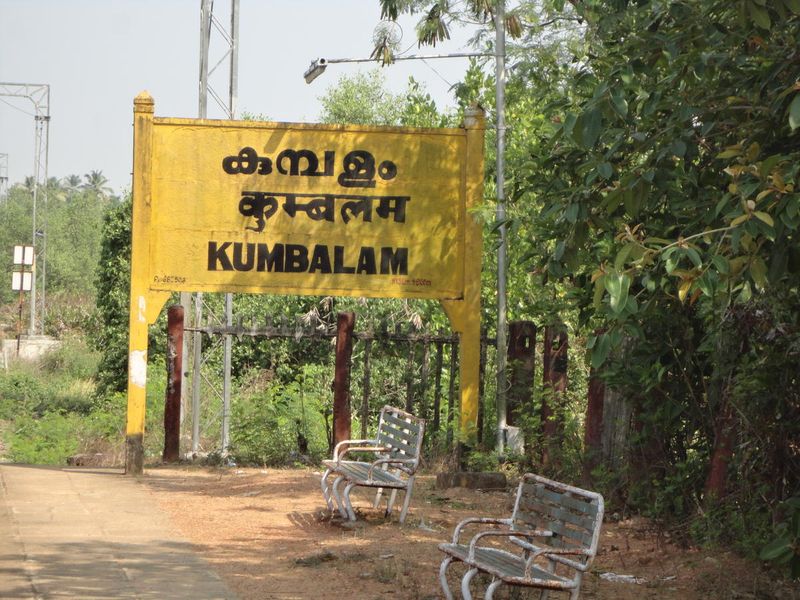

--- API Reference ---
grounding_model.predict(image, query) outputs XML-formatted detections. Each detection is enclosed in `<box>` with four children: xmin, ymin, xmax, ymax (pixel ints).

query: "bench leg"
<box><xmin>343</xmin><ymin>481</ymin><xmax>358</xmax><ymax>521</ymax></box>
<box><xmin>461</xmin><ymin>567</ymin><xmax>479</xmax><ymax>600</ymax></box>
<box><xmin>331</xmin><ymin>475</ymin><xmax>349</xmax><ymax>519</ymax></box>
<box><xmin>439</xmin><ymin>556</ymin><xmax>455</xmax><ymax>600</ymax></box>
<box><xmin>385</xmin><ymin>489</ymin><xmax>398</xmax><ymax>517</ymax></box>
<box><xmin>569</xmin><ymin>573</ymin><xmax>583</xmax><ymax>600</ymax></box>
<box><xmin>485</xmin><ymin>578</ymin><xmax>504</xmax><ymax>599</ymax></box>
<box><xmin>321</xmin><ymin>468</ymin><xmax>334</xmax><ymax>511</ymax></box>
<box><xmin>397</xmin><ymin>476</ymin><xmax>416</xmax><ymax>524</ymax></box>
<box><xmin>539</xmin><ymin>559</ymin><xmax>556</xmax><ymax>600</ymax></box>
<box><xmin>373</xmin><ymin>487</ymin><xmax>384</xmax><ymax>508</ymax></box>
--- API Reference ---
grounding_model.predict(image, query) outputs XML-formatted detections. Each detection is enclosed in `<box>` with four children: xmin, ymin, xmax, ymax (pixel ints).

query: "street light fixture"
<box><xmin>303</xmin><ymin>52</ymin><xmax>492</xmax><ymax>84</ymax></box>
<box><xmin>304</xmin><ymin>58</ymin><xmax>329</xmax><ymax>83</ymax></box>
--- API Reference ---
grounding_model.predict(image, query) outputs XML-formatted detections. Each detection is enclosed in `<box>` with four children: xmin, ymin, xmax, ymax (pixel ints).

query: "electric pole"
<box><xmin>191</xmin><ymin>0</ymin><xmax>239</xmax><ymax>456</ymax></box>
<box><xmin>0</xmin><ymin>83</ymin><xmax>50</xmax><ymax>335</ymax></box>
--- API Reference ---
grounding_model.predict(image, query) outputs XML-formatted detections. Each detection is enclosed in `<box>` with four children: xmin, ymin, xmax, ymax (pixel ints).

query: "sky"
<box><xmin>0</xmin><ymin>0</ymin><xmax>480</xmax><ymax>195</ymax></box>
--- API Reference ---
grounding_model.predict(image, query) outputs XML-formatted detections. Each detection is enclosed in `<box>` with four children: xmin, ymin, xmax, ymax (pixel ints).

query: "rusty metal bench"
<box><xmin>439</xmin><ymin>473</ymin><xmax>604</xmax><ymax>600</ymax></box>
<box><xmin>320</xmin><ymin>405</ymin><xmax>425</xmax><ymax>524</ymax></box>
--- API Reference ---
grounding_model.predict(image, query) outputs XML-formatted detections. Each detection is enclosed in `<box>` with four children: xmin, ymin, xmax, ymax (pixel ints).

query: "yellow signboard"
<box><xmin>125</xmin><ymin>92</ymin><xmax>484</xmax><ymax>474</ymax></box>
<box><xmin>150</xmin><ymin>121</ymin><xmax>468</xmax><ymax>299</ymax></box>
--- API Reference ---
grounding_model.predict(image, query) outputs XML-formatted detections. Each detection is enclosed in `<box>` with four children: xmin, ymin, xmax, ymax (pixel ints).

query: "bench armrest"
<box><xmin>338</xmin><ymin>445</ymin><xmax>393</xmax><ymax>462</ymax></box>
<box><xmin>451</xmin><ymin>518</ymin><xmax>513</xmax><ymax>544</ymax></box>
<box><xmin>367</xmin><ymin>457</ymin><xmax>418</xmax><ymax>478</ymax></box>
<box><xmin>523</xmin><ymin>547</ymin><xmax>592</xmax><ymax>579</ymax></box>
<box><xmin>466</xmin><ymin>529</ymin><xmax>554</xmax><ymax>562</ymax></box>
<box><xmin>332</xmin><ymin>439</ymin><xmax>379</xmax><ymax>460</ymax></box>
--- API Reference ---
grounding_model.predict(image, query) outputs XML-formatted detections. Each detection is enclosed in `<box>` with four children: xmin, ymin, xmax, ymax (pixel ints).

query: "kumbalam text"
<box><xmin>207</xmin><ymin>241</ymin><xmax>408</xmax><ymax>275</ymax></box>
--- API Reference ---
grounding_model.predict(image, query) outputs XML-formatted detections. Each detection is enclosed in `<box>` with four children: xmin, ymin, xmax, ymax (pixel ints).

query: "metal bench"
<box><xmin>439</xmin><ymin>473</ymin><xmax>604</xmax><ymax>600</ymax></box>
<box><xmin>320</xmin><ymin>405</ymin><xmax>425</xmax><ymax>524</ymax></box>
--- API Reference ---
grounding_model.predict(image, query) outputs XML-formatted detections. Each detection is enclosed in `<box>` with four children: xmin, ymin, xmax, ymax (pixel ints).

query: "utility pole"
<box><xmin>0</xmin><ymin>83</ymin><xmax>50</xmax><ymax>336</ymax></box>
<box><xmin>494</xmin><ymin>2</ymin><xmax>509</xmax><ymax>454</ymax></box>
<box><xmin>192</xmin><ymin>0</ymin><xmax>239</xmax><ymax>456</ymax></box>
<box><xmin>302</xmin><ymin>5</ymin><xmax>509</xmax><ymax>454</ymax></box>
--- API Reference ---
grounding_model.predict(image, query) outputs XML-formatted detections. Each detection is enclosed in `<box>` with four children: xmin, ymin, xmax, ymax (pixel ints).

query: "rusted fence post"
<box><xmin>405</xmin><ymin>341</ymin><xmax>415</xmax><ymax>413</ymax></box>
<box><xmin>507</xmin><ymin>322</ymin><xmax>536</xmax><ymax>428</ymax></box>
<box><xmin>583</xmin><ymin>364</ymin><xmax>605</xmax><ymax>484</ymax></box>
<box><xmin>163</xmin><ymin>305</ymin><xmax>184</xmax><ymax>463</ymax></box>
<box><xmin>432</xmin><ymin>341</ymin><xmax>444</xmax><ymax>435</ymax></box>
<box><xmin>506</xmin><ymin>321</ymin><xmax>536</xmax><ymax>453</ymax></box>
<box><xmin>419</xmin><ymin>340</ymin><xmax>430</xmax><ymax>421</ymax></box>
<box><xmin>541</xmin><ymin>324</ymin><xmax>568</xmax><ymax>467</ymax></box>
<box><xmin>333</xmin><ymin>312</ymin><xmax>355</xmax><ymax>447</ymax></box>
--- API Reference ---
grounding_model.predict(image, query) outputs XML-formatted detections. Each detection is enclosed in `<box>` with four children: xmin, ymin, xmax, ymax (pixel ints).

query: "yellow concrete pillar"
<box><xmin>126</xmin><ymin>92</ymin><xmax>168</xmax><ymax>474</ymax></box>
<box><xmin>442</xmin><ymin>105</ymin><xmax>485</xmax><ymax>443</ymax></box>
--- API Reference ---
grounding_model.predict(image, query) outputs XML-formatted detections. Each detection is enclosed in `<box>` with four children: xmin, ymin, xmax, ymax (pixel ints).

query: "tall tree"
<box><xmin>374</xmin><ymin>0</ymin><xmax>800</xmax><ymax>561</ymax></box>
<box><xmin>82</xmin><ymin>170</ymin><xmax>114</xmax><ymax>199</ymax></box>
<box><xmin>62</xmin><ymin>175</ymin><xmax>82</xmax><ymax>194</ymax></box>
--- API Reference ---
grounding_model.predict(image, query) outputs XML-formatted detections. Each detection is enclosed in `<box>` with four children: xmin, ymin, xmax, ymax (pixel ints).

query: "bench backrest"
<box><xmin>511</xmin><ymin>473</ymin><xmax>604</xmax><ymax>572</ymax></box>
<box><xmin>375</xmin><ymin>405</ymin><xmax>425</xmax><ymax>473</ymax></box>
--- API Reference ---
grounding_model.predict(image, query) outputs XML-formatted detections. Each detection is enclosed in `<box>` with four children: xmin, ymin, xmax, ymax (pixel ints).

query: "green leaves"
<box><xmin>759</xmin><ymin>497</ymin><xmax>800</xmax><ymax>578</ymax></box>
<box><xmin>747</xmin><ymin>0</ymin><xmax>772</xmax><ymax>30</ymax></box>
<box><xmin>597</xmin><ymin>161</ymin><xmax>614</xmax><ymax>179</ymax></box>
<box><xmin>574</xmin><ymin>108</ymin><xmax>603</xmax><ymax>148</ymax></box>
<box><xmin>789</xmin><ymin>94</ymin><xmax>800</xmax><ymax>131</ymax></box>
<box><xmin>604</xmin><ymin>272</ymin><xmax>631</xmax><ymax>314</ymax></box>
<box><xmin>610</xmin><ymin>92</ymin><xmax>628</xmax><ymax>118</ymax></box>
<box><xmin>588</xmin><ymin>331</ymin><xmax>612</xmax><ymax>369</ymax></box>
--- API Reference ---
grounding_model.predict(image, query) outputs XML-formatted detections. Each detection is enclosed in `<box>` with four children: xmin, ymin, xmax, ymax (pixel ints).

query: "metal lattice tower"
<box><xmin>189</xmin><ymin>0</ymin><xmax>239</xmax><ymax>456</ymax></box>
<box><xmin>199</xmin><ymin>0</ymin><xmax>239</xmax><ymax>120</ymax></box>
<box><xmin>0</xmin><ymin>83</ymin><xmax>50</xmax><ymax>335</ymax></box>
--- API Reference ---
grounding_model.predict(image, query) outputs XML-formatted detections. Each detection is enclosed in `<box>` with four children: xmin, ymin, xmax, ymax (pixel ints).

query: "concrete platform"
<box><xmin>0</xmin><ymin>464</ymin><xmax>236</xmax><ymax>599</ymax></box>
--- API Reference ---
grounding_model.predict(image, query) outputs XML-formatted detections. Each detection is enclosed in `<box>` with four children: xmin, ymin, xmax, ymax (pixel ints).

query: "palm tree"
<box><xmin>45</xmin><ymin>176</ymin><xmax>66</xmax><ymax>202</ymax></box>
<box><xmin>63</xmin><ymin>174</ymin><xmax>82</xmax><ymax>193</ymax></box>
<box><xmin>82</xmin><ymin>170</ymin><xmax>114</xmax><ymax>199</ymax></box>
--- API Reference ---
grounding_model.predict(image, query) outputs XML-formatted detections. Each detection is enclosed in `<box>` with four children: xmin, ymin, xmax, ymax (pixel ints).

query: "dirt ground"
<box><xmin>140</xmin><ymin>466</ymin><xmax>797</xmax><ymax>600</ymax></box>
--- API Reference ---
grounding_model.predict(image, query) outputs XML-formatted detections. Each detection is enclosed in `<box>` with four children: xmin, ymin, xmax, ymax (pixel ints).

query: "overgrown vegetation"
<box><xmin>1</xmin><ymin>0</ymin><xmax>797</xmax><ymax>583</ymax></box>
<box><xmin>380</xmin><ymin>0</ymin><xmax>800</xmax><ymax>579</ymax></box>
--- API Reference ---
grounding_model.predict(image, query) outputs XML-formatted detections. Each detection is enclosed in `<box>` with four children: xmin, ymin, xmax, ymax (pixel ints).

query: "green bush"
<box><xmin>228</xmin><ymin>364</ymin><xmax>329</xmax><ymax>466</ymax></box>
<box><xmin>0</xmin><ymin>367</ymin><xmax>53</xmax><ymax>418</ymax></box>
<box><xmin>40</xmin><ymin>336</ymin><xmax>99</xmax><ymax>380</ymax></box>
<box><xmin>760</xmin><ymin>497</ymin><xmax>800</xmax><ymax>580</ymax></box>
<box><xmin>7</xmin><ymin>412</ymin><xmax>82</xmax><ymax>464</ymax></box>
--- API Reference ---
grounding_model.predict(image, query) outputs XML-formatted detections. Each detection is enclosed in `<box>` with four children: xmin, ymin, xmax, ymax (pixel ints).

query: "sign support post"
<box><xmin>126</xmin><ymin>92</ymin><xmax>170</xmax><ymax>474</ymax></box>
<box><xmin>441</xmin><ymin>106</ymin><xmax>485</xmax><ymax>442</ymax></box>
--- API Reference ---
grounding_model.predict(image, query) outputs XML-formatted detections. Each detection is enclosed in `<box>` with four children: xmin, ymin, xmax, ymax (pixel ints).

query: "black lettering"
<box><xmin>276</xmin><ymin>149</ymin><xmax>334</xmax><ymax>177</ymax></box>
<box><xmin>380</xmin><ymin>247</ymin><xmax>408</xmax><ymax>275</ymax></box>
<box><xmin>277</xmin><ymin>149</ymin><xmax>314</xmax><ymax>176</ymax></box>
<box><xmin>286</xmin><ymin>244</ymin><xmax>309</xmax><ymax>272</ymax></box>
<box><xmin>232</xmin><ymin>242</ymin><xmax>255</xmax><ymax>271</ymax></box>
<box><xmin>333</xmin><ymin>246</ymin><xmax>356</xmax><ymax>274</ymax></box>
<box><xmin>338</xmin><ymin>150</ymin><xmax>376</xmax><ymax>188</ymax></box>
<box><xmin>222</xmin><ymin>147</ymin><xmax>258</xmax><ymax>175</ymax></box>
<box><xmin>309</xmin><ymin>245</ymin><xmax>332</xmax><ymax>273</ymax></box>
<box><xmin>356</xmin><ymin>247</ymin><xmax>377</xmax><ymax>275</ymax></box>
<box><xmin>257</xmin><ymin>157</ymin><xmax>272</xmax><ymax>175</ymax></box>
<box><xmin>208</xmin><ymin>241</ymin><xmax>234</xmax><ymax>271</ymax></box>
<box><xmin>257</xmin><ymin>243</ymin><xmax>284</xmax><ymax>272</ymax></box>
<box><xmin>377</xmin><ymin>160</ymin><xmax>397</xmax><ymax>180</ymax></box>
